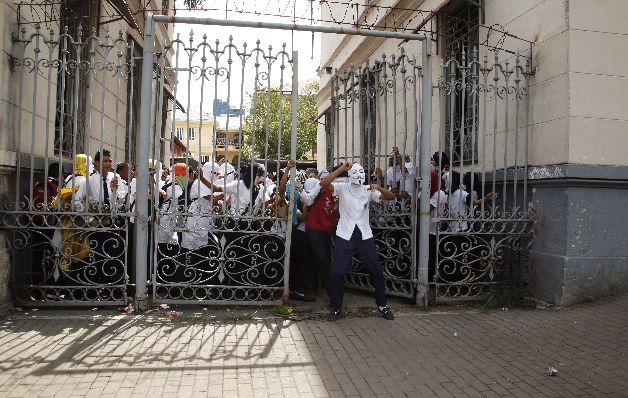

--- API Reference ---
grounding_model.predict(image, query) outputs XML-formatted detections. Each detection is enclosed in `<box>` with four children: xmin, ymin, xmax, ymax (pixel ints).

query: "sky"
<box><xmin>170</xmin><ymin>1</ymin><xmax>321</xmax><ymax>121</ymax></box>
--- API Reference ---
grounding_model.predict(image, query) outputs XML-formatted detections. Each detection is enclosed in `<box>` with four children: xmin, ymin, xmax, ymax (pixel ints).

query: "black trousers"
<box><xmin>290</xmin><ymin>226</ymin><xmax>312</xmax><ymax>293</ymax></box>
<box><xmin>328</xmin><ymin>227</ymin><xmax>387</xmax><ymax>311</ymax></box>
<box><xmin>305</xmin><ymin>227</ymin><xmax>333</xmax><ymax>295</ymax></box>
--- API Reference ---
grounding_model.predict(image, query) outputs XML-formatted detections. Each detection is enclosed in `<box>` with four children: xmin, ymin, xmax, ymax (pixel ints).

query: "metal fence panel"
<box><xmin>3</xmin><ymin>25</ymin><xmax>135</xmax><ymax>306</ymax></box>
<box><xmin>328</xmin><ymin>49</ymin><xmax>421</xmax><ymax>298</ymax></box>
<box><xmin>146</xmin><ymin>30</ymin><xmax>298</xmax><ymax>305</ymax></box>
<box><xmin>433</xmin><ymin>50</ymin><xmax>535</xmax><ymax>301</ymax></box>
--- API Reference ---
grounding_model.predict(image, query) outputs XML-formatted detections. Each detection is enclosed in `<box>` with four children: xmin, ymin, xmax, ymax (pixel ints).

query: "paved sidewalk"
<box><xmin>0</xmin><ymin>294</ymin><xmax>627</xmax><ymax>398</ymax></box>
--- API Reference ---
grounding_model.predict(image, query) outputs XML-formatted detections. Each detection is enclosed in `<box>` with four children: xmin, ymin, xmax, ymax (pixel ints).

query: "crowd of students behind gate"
<box><xmin>30</xmin><ymin>145</ymin><xmax>496</xmax><ymax>318</ymax></box>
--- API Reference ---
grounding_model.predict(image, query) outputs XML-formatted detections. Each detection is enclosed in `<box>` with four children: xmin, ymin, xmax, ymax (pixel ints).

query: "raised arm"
<box><xmin>369</xmin><ymin>182</ymin><xmax>396</xmax><ymax>201</ymax></box>
<box><xmin>319</xmin><ymin>162</ymin><xmax>351</xmax><ymax>192</ymax></box>
<box><xmin>199</xmin><ymin>170</ymin><xmax>222</xmax><ymax>192</ymax></box>
<box><xmin>278</xmin><ymin>159</ymin><xmax>295</xmax><ymax>200</ymax></box>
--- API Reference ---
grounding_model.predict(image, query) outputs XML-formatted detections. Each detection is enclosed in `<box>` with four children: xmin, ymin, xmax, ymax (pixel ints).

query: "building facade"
<box><xmin>316</xmin><ymin>0</ymin><xmax>628</xmax><ymax>305</ymax></box>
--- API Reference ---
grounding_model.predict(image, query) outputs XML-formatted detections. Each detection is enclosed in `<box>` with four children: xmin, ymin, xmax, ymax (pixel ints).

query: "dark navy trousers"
<box><xmin>329</xmin><ymin>226</ymin><xmax>387</xmax><ymax>311</ymax></box>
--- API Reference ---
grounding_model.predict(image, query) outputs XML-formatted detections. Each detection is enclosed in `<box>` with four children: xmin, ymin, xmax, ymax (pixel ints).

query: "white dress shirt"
<box><xmin>429</xmin><ymin>190</ymin><xmax>448</xmax><ymax>235</ymax></box>
<box><xmin>74</xmin><ymin>171</ymin><xmax>126</xmax><ymax>211</ymax></box>
<box><xmin>333</xmin><ymin>182</ymin><xmax>382</xmax><ymax>241</ymax></box>
<box><xmin>386</xmin><ymin>163</ymin><xmax>415</xmax><ymax>195</ymax></box>
<box><xmin>448</xmin><ymin>188</ymin><xmax>469</xmax><ymax>232</ymax></box>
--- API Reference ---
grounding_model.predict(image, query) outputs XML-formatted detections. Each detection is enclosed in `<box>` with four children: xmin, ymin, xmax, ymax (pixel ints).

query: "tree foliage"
<box><xmin>181</xmin><ymin>0</ymin><xmax>204</xmax><ymax>8</ymax></box>
<box><xmin>243</xmin><ymin>82</ymin><xmax>318</xmax><ymax>161</ymax></box>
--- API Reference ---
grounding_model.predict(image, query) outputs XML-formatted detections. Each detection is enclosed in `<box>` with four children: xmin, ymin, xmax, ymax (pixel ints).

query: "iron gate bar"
<box><xmin>150</xmin><ymin>15</ymin><xmax>428</xmax><ymax>42</ymax></box>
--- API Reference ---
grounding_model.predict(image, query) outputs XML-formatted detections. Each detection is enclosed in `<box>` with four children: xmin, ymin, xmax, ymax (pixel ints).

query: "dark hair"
<box><xmin>240</xmin><ymin>163</ymin><xmax>265</xmax><ymax>208</ymax></box>
<box><xmin>47</xmin><ymin>163</ymin><xmax>60</xmax><ymax>178</ymax></box>
<box><xmin>463</xmin><ymin>172</ymin><xmax>480</xmax><ymax>193</ymax></box>
<box><xmin>449</xmin><ymin>171</ymin><xmax>462</xmax><ymax>192</ymax></box>
<box><xmin>240</xmin><ymin>162</ymin><xmax>265</xmax><ymax>187</ymax></box>
<box><xmin>388</xmin><ymin>154</ymin><xmax>411</xmax><ymax>167</ymax></box>
<box><xmin>116</xmin><ymin>162</ymin><xmax>129</xmax><ymax>174</ymax></box>
<box><xmin>94</xmin><ymin>149</ymin><xmax>111</xmax><ymax>161</ymax></box>
<box><xmin>335</xmin><ymin>163</ymin><xmax>348</xmax><ymax>178</ymax></box>
<box><xmin>277</xmin><ymin>169</ymin><xmax>285</xmax><ymax>183</ymax></box>
<box><xmin>432</xmin><ymin>151</ymin><xmax>449</xmax><ymax>169</ymax></box>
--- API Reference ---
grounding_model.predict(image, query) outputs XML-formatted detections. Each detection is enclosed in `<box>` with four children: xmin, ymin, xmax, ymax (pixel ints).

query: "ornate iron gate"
<box><xmin>147</xmin><ymin>32</ymin><xmax>299</xmax><ymax>304</ymax></box>
<box><xmin>432</xmin><ymin>50</ymin><xmax>535</xmax><ymax>302</ymax></box>
<box><xmin>4</xmin><ymin>25</ymin><xmax>136</xmax><ymax>306</ymax></box>
<box><xmin>327</xmin><ymin>49</ymin><xmax>422</xmax><ymax>298</ymax></box>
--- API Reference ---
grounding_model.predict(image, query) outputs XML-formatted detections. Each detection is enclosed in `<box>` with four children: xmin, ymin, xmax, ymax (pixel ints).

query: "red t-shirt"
<box><xmin>306</xmin><ymin>188</ymin><xmax>339</xmax><ymax>233</ymax></box>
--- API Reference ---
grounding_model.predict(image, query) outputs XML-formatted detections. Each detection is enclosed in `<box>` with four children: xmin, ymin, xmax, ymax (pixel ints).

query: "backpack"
<box><xmin>32</xmin><ymin>178</ymin><xmax>59</xmax><ymax>211</ymax></box>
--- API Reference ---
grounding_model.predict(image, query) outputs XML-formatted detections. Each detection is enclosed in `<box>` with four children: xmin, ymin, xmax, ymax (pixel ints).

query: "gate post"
<box><xmin>282</xmin><ymin>50</ymin><xmax>298</xmax><ymax>304</ymax></box>
<box><xmin>134</xmin><ymin>14</ymin><xmax>156</xmax><ymax>310</ymax></box>
<box><xmin>416</xmin><ymin>40</ymin><xmax>433</xmax><ymax>307</ymax></box>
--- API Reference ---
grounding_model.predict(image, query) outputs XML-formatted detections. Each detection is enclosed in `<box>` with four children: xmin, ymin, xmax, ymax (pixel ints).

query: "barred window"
<box><xmin>360</xmin><ymin>70</ymin><xmax>377</xmax><ymax>174</ymax></box>
<box><xmin>54</xmin><ymin>0</ymin><xmax>94</xmax><ymax>156</ymax></box>
<box><xmin>323</xmin><ymin>107</ymin><xmax>334</xmax><ymax>168</ymax></box>
<box><xmin>441</xmin><ymin>2</ymin><xmax>480</xmax><ymax>165</ymax></box>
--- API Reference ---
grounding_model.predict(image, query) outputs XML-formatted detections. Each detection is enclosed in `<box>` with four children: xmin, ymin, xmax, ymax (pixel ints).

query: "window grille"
<box><xmin>54</xmin><ymin>0</ymin><xmax>93</xmax><ymax>156</ymax></box>
<box><xmin>324</xmin><ymin>107</ymin><xmax>334</xmax><ymax>168</ymax></box>
<box><xmin>188</xmin><ymin>127</ymin><xmax>195</xmax><ymax>140</ymax></box>
<box><xmin>441</xmin><ymin>2</ymin><xmax>480</xmax><ymax>164</ymax></box>
<box><xmin>176</xmin><ymin>128</ymin><xmax>184</xmax><ymax>140</ymax></box>
<box><xmin>360</xmin><ymin>70</ymin><xmax>377</xmax><ymax>175</ymax></box>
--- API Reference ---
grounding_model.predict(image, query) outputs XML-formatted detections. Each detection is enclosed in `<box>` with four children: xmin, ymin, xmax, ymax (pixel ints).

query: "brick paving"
<box><xmin>0</xmin><ymin>293</ymin><xmax>627</xmax><ymax>397</ymax></box>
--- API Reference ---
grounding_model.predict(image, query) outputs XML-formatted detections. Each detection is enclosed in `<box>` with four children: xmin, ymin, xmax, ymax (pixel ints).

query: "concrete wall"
<box><xmin>567</xmin><ymin>0</ymin><xmax>628</xmax><ymax>166</ymax></box>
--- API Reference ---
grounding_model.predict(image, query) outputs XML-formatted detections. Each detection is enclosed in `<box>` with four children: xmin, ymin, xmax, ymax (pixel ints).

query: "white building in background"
<box><xmin>316</xmin><ymin>0</ymin><xmax>628</xmax><ymax>305</ymax></box>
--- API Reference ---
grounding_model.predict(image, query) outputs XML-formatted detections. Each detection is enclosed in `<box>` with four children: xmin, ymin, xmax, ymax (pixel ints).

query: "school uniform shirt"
<box><xmin>181</xmin><ymin>180</ymin><xmax>215</xmax><ymax>250</ymax></box>
<box><xmin>332</xmin><ymin>182</ymin><xmax>382</xmax><ymax>241</ymax></box>
<box><xmin>386</xmin><ymin>163</ymin><xmax>414</xmax><ymax>195</ymax></box>
<box><xmin>448</xmin><ymin>188</ymin><xmax>469</xmax><ymax>232</ymax></box>
<box><xmin>74</xmin><ymin>171</ymin><xmax>126</xmax><ymax>215</ymax></box>
<box><xmin>156</xmin><ymin>183</ymin><xmax>183</xmax><ymax>244</ymax></box>
<box><xmin>224</xmin><ymin>180</ymin><xmax>263</xmax><ymax>215</ymax></box>
<box><xmin>429</xmin><ymin>190</ymin><xmax>448</xmax><ymax>235</ymax></box>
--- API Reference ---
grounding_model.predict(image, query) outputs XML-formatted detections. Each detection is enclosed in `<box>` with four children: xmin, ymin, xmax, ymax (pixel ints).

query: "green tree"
<box><xmin>242</xmin><ymin>82</ymin><xmax>318</xmax><ymax>161</ymax></box>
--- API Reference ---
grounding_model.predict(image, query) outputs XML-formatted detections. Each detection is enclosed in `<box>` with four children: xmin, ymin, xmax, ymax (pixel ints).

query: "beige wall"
<box><xmin>0</xmin><ymin>0</ymin><xmax>173</xmax><ymax>169</ymax></box>
<box><xmin>318</xmin><ymin>0</ymin><xmax>628</xmax><ymax>169</ymax></box>
<box><xmin>567</xmin><ymin>0</ymin><xmax>628</xmax><ymax>166</ymax></box>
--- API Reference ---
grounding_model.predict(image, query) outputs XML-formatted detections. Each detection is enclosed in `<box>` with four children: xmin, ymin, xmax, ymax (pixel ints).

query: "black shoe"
<box><xmin>326</xmin><ymin>309</ymin><xmax>341</xmax><ymax>322</ymax></box>
<box><xmin>378</xmin><ymin>306</ymin><xmax>395</xmax><ymax>320</ymax></box>
<box><xmin>290</xmin><ymin>291</ymin><xmax>316</xmax><ymax>302</ymax></box>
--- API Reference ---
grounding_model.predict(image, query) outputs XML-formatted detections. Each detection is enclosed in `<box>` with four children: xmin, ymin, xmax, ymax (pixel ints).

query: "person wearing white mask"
<box><xmin>386</xmin><ymin>146</ymin><xmax>415</xmax><ymax>199</ymax></box>
<box><xmin>319</xmin><ymin>162</ymin><xmax>397</xmax><ymax>321</ymax></box>
<box><xmin>181</xmin><ymin>161</ymin><xmax>222</xmax><ymax>251</ymax></box>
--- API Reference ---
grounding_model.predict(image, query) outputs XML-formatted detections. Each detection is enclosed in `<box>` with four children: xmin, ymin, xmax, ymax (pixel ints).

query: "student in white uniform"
<box><xmin>77</xmin><ymin>149</ymin><xmax>126</xmax><ymax>287</ymax></box>
<box><xmin>181</xmin><ymin>161</ymin><xmax>222</xmax><ymax>251</ymax></box>
<box><xmin>319</xmin><ymin>162</ymin><xmax>397</xmax><ymax>321</ymax></box>
<box><xmin>385</xmin><ymin>146</ymin><xmax>414</xmax><ymax>199</ymax></box>
<box><xmin>428</xmin><ymin>171</ymin><xmax>448</xmax><ymax>283</ymax></box>
<box><xmin>199</xmin><ymin>162</ymin><xmax>269</xmax><ymax>287</ymax></box>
